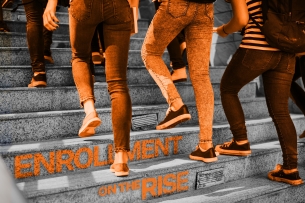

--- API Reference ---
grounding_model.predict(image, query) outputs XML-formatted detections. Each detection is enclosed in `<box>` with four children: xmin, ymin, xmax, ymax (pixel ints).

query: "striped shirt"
<box><xmin>239</xmin><ymin>0</ymin><xmax>279</xmax><ymax>51</ymax></box>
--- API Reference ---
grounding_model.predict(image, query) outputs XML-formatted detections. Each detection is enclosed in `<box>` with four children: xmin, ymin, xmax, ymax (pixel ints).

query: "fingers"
<box><xmin>43</xmin><ymin>11</ymin><xmax>59</xmax><ymax>31</ymax></box>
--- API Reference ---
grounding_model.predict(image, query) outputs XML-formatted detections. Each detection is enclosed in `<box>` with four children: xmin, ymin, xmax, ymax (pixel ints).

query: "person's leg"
<box><xmin>0</xmin><ymin>7</ymin><xmax>10</xmax><ymax>32</ymax></box>
<box><xmin>185</xmin><ymin>3</ymin><xmax>216</xmax><ymax>162</ymax></box>
<box><xmin>23</xmin><ymin>0</ymin><xmax>47</xmax><ymax>87</ymax></box>
<box><xmin>43</xmin><ymin>26</ymin><xmax>54</xmax><ymax>64</ymax></box>
<box><xmin>141</xmin><ymin>0</ymin><xmax>192</xmax><ymax>130</ymax></box>
<box><xmin>102</xmin><ymin>0</ymin><xmax>132</xmax><ymax>176</ymax></box>
<box><xmin>69</xmin><ymin>0</ymin><xmax>101</xmax><ymax>137</ymax></box>
<box><xmin>215</xmin><ymin>48</ymin><xmax>275</xmax><ymax>156</ymax></box>
<box><xmin>264</xmin><ymin>52</ymin><xmax>303</xmax><ymax>185</ymax></box>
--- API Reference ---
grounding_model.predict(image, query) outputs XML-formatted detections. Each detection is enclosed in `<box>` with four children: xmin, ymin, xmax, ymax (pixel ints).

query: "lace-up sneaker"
<box><xmin>215</xmin><ymin>139</ymin><xmax>251</xmax><ymax>156</ymax></box>
<box><xmin>110</xmin><ymin>163</ymin><xmax>129</xmax><ymax>177</ymax></box>
<box><xmin>79</xmin><ymin>111</ymin><xmax>102</xmax><ymax>137</ymax></box>
<box><xmin>28</xmin><ymin>72</ymin><xmax>47</xmax><ymax>87</ymax></box>
<box><xmin>189</xmin><ymin>146</ymin><xmax>218</xmax><ymax>163</ymax></box>
<box><xmin>0</xmin><ymin>21</ymin><xmax>10</xmax><ymax>32</ymax></box>
<box><xmin>156</xmin><ymin>105</ymin><xmax>191</xmax><ymax>130</ymax></box>
<box><xmin>268</xmin><ymin>164</ymin><xmax>303</xmax><ymax>185</ymax></box>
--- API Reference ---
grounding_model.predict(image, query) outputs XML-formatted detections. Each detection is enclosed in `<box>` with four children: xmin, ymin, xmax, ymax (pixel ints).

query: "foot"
<box><xmin>110</xmin><ymin>163</ymin><xmax>129</xmax><ymax>177</ymax></box>
<box><xmin>78</xmin><ymin>111</ymin><xmax>102</xmax><ymax>137</ymax></box>
<box><xmin>156</xmin><ymin>105</ymin><xmax>191</xmax><ymax>130</ymax></box>
<box><xmin>268</xmin><ymin>164</ymin><xmax>303</xmax><ymax>185</ymax></box>
<box><xmin>299</xmin><ymin>130</ymin><xmax>305</xmax><ymax>138</ymax></box>
<box><xmin>189</xmin><ymin>145</ymin><xmax>218</xmax><ymax>163</ymax></box>
<box><xmin>28</xmin><ymin>72</ymin><xmax>47</xmax><ymax>87</ymax></box>
<box><xmin>215</xmin><ymin>139</ymin><xmax>251</xmax><ymax>156</ymax></box>
<box><xmin>92</xmin><ymin>52</ymin><xmax>104</xmax><ymax>65</ymax></box>
<box><xmin>0</xmin><ymin>21</ymin><xmax>10</xmax><ymax>32</ymax></box>
<box><xmin>171</xmin><ymin>67</ymin><xmax>187</xmax><ymax>83</ymax></box>
<box><xmin>44</xmin><ymin>55</ymin><xmax>54</xmax><ymax>64</ymax></box>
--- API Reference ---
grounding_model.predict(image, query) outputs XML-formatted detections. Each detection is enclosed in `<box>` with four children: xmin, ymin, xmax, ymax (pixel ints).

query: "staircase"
<box><xmin>0</xmin><ymin>5</ymin><xmax>305</xmax><ymax>203</ymax></box>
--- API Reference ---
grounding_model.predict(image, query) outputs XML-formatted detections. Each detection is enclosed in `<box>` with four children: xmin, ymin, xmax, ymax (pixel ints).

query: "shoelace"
<box><xmin>221</xmin><ymin>139</ymin><xmax>235</xmax><ymax>148</ymax></box>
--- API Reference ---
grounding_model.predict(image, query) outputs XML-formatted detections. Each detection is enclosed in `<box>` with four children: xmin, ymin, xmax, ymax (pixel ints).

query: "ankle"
<box><xmin>283</xmin><ymin>168</ymin><xmax>298</xmax><ymax>174</ymax></box>
<box><xmin>114</xmin><ymin>151</ymin><xmax>129</xmax><ymax>164</ymax></box>
<box><xmin>235</xmin><ymin>140</ymin><xmax>249</xmax><ymax>145</ymax></box>
<box><xmin>170</xmin><ymin>99</ymin><xmax>184</xmax><ymax>111</ymax></box>
<box><xmin>83</xmin><ymin>99</ymin><xmax>95</xmax><ymax>116</ymax></box>
<box><xmin>199</xmin><ymin>142</ymin><xmax>213</xmax><ymax>151</ymax></box>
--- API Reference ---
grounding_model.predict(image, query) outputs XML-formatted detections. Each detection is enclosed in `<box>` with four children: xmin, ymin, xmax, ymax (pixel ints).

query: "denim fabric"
<box><xmin>154</xmin><ymin>1</ymin><xmax>186</xmax><ymax>70</ymax></box>
<box><xmin>142</xmin><ymin>0</ymin><xmax>214</xmax><ymax>141</ymax></box>
<box><xmin>69</xmin><ymin>0</ymin><xmax>132</xmax><ymax>151</ymax></box>
<box><xmin>220</xmin><ymin>48</ymin><xmax>297</xmax><ymax>169</ymax></box>
<box><xmin>290</xmin><ymin>56</ymin><xmax>305</xmax><ymax>115</ymax></box>
<box><xmin>22</xmin><ymin>0</ymin><xmax>53</xmax><ymax>72</ymax></box>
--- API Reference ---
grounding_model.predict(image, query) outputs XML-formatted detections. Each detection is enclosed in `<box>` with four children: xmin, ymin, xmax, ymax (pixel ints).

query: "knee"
<box><xmin>107</xmin><ymin>80</ymin><xmax>129</xmax><ymax>95</ymax></box>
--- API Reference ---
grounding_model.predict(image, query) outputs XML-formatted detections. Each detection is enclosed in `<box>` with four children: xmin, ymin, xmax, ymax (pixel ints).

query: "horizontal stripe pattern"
<box><xmin>240</xmin><ymin>0</ymin><xmax>279</xmax><ymax>51</ymax></box>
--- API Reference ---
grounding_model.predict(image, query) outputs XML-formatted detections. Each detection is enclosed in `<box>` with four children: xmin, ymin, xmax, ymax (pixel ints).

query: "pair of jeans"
<box><xmin>22</xmin><ymin>0</ymin><xmax>53</xmax><ymax>72</ymax></box>
<box><xmin>290</xmin><ymin>55</ymin><xmax>305</xmax><ymax>115</ymax></box>
<box><xmin>142</xmin><ymin>0</ymin><xmax>214</xmax><ymax>142</ymax></box>
<box><xmin>220</xmin><ymin>48</ymin><xmax>297</xmax><ymax>169</ymax></box>
<box><xmin>69</xmin><ymin>0</ymin><xmax>132</xmax><ymax>152</ymax></box>
<box><xmin>154</xmin><ymin>0</ymin><xmax>186</xmax><ymax>70</ymax></box>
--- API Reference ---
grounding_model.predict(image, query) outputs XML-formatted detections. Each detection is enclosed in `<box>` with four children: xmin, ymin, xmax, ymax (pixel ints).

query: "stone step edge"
<box><xmin>147</xmin><ymin>166</ymin><xmax>305</xmax><ymax>203</ymax></box>
<box><xmin>16</xmin><ymin>140</ymin><xmax>305</xmax><ymax>200</ymax></box>
<box><xmin>1</xmin><ymin>113</ymin><xmax>303</xmax><ymax>155</ymax></box>
<box><xmin>0</xmin><ymin>97</ymin><xmax>266</xmax><ymax>120</ymax></box>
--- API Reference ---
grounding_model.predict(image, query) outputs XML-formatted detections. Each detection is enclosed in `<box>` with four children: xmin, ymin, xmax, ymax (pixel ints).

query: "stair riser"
<box><xmin>0</xmin><ymin>97</ymin><xmax>272</xmax><ymax>144</ymax></box>
<box><xmin>0</xmin><ymin>48</ymin><xmax>167</xmax><ymax>66</ymax></box>
<box><xmin>21</xmin><ymin>144</ymin><xmax>305</xmax><ymax>202</ymax></box>
<box><xmin>0</xmin><ymin>66</ymin><xmax>227</xmax><ymax>87</ymax></box>
<box><xmin>0</xmin><ymin>83</ymin><xmax>256</xmax><ymax>114</ymax></box>
<box><xmin>3</xmin><ymin>117</ymin><xmax>304</xmax><ymax>181</ymax></box>
<box><xmin>0</xmin><ymin>33</ymin><xmax>144</xmax><ymax>50</ymax></box>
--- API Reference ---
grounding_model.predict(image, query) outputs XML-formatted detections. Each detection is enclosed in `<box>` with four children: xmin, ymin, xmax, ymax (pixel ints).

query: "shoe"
<box><xmin>28</xmin><ymin>72</ymin><xmax>47</xmax><ymax>87</ymax></box>
<box><xmin>215</xmin><ymin>139</ymin><xmax>251</xmax><ymax>156</ymax></box>
<box><xmin>44</xmin><ymin>55</ymin><xmax>54</xmax><ymax>64</ymax></box>
<box><xmin>156</xmin><ymin>105</ymin><xmax>191</xmax><ymax>130</ymax></box>
<box><xmin>78</xmin><ymin>111</ymin><xmax>102</xmax><ymax>137</ymax></box>
<box><xmin>268</xmin><ymin>164</ymin><xmax>303</xmax><ymax>185</ymax></box>
<box><xmin>0</xmin><ymin>21</ymin><xmax>10</xmax><ymax>32</ymax></box>
<box><xmin>92</xmin><ymin>52</ymin><xmax>104</xmax><ymax>65</ymax></box>
<box><xmin>2</xmin><ymin>0</ymin><xmax>13</xmax><ymax>8</ymax></box>
<box><xmin>299</xmin><ymin>130</ymin><xmax>305</xmax><ymax>138</ymax></box>
<box><xmin>171</xmin><ymin>67</ymin><xmax>187</xmax><ymax>83</ymax></box>
<box><xmin>189</xmin><ymin>146</ymin><xmax>218</xmax><ymax>163</ymax></box>
<box><xmin>110</xmin><ymin>163</ymin><xmax>129</xmax><ymax>177</ymax></box>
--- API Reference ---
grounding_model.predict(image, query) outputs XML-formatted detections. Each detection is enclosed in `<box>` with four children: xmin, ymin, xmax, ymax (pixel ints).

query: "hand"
<box><xmin>43</xmin><ymin>0</ymin><xmax>59</xmax><ymax>31</ymax></box>
<box><xmin>216</xmin><ymin>25</ymin><xmax>229</xmax><ymax>38</ymax></box>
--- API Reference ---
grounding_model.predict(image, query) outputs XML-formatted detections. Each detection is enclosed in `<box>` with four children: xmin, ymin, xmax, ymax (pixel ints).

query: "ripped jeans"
<box><xmin>141</xmin><ymin>0</ymin><xmax>214</xmax><ymax>142</ymax></box>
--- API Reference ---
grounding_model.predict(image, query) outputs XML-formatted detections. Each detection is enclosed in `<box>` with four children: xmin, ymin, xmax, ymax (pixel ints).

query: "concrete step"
<box><xmin>1</xmin><ymin>115</ymin><xmax>304</xmax><ymax>181</ymax></box>
<box><xmin>0</xmin><ymin>65</ymin><xmax>227</xmax><ymax>87</ymax></box>
<box><xmin>148</xmin><ymin>166</ymin><xmax>305</xmax><ymax>203</ymax></box>
<box><xmin>0</xmin><ymin>81</ymin><xmax>256</xmax><ymax>113</ymax></box>
<box><xmin>0</xmin><ymin>32</ymin><xmax>145</xmax><ymax>50</ymax></box>
<box><xmin>0</xmin><ymin>98</ymin><xmax>272</xmax><ymax>144</ymax></box>
<box><xmin>14</xmin><ymin>140</ymin><xmax>305</xmax><ymax>202</ymax></box>
<box><xmin>2</xmin><ymin>8</ymin><xmax>149</xmax><ymax>29</ymax></box>
<box><xmin>0</xmin><ymin>48</ymin><xmax>168</xmax><ymax>66</ymax></box>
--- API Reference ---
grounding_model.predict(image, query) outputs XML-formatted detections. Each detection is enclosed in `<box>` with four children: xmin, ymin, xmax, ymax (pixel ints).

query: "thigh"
<box><xmin>142</xmin><ymin>0</ymin><xmax>189</xmax><ymax>56</ymax></box>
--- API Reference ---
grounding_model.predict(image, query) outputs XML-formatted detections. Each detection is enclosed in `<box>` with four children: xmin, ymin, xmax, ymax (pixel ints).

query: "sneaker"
<box><xmin>44</xmin><ymin>55</ymin><xmax>54</xmax><ymax>64</ymax></box>
<box><xmin>171</xmin><ymin>67</ymin><xmax>187</xmax><ymax>83</ymax></box>
<box><xmin>110</xmin><ymin>163</ymin><xmax>129</xmax><ymax>177</ymax></box>
<box><xmin>215</xmin><ymin>139</ymin><xmax>251</xmax><ymax>156</ymax></box>
<box><xmin>268</xmin><ymin>164</ymin><xmax>303</xmax><ymax>185</ymax></box>
<box><xmin>156</xmin><ymin>105</ymin><xmax>191</xmax><ymax>130</ymax></box>
<box><xmin>300</xmin><ymin>130</ymin><xmax>305</xmax><ymax>138</ymax></box>
<box><xmin>0</xmin><ymin>21</ymin><xmax>10</xmax><ymax>32</ymax></box>
<box><xmin>28</xmin><ymin>72</ymin><xmax>47</xmax><ymax>87</ymax></box>
<box><xmin>92</xmin><ymin>52</ymin><xmax>104</xmax><ymax>65</ymax></box>
<box><xmin>2</xmin><ymin>0</ymin><xmax>13</xmax><ymax>8</ymax></box>
<box><xmin>78</xmin><ymin>111</ymin><xmax>102</xmax><ymax>137</ymax></box>
<box><xmin>189</xmin><ymin>146</ymin><xmax>218</xmax><ymax>163</ymax></box>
